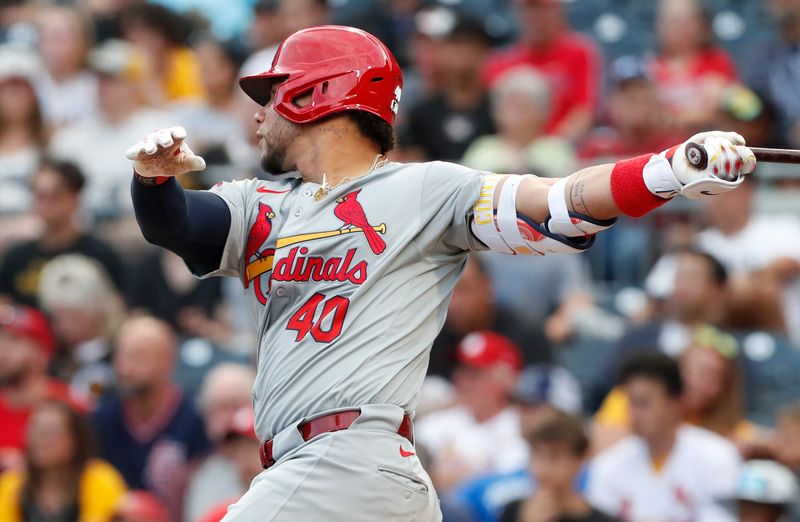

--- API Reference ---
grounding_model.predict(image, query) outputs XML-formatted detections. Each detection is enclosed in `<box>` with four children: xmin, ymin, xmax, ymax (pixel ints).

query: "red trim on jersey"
<box><xmin>610</xmin><ymin>154</ymin><xmax>669</xmax><ymax>217</ymax></box>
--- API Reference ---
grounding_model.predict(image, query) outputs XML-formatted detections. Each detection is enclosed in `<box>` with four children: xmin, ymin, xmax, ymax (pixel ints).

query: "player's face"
<box><xmin>255</xmin><ymin>83</ymin><xmax>303</xmax><ymax>174</ymax></box>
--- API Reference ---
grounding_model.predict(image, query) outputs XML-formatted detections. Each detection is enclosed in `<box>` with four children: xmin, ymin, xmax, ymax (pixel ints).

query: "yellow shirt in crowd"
<box><xmin>0</xmin><ymin>459</ymin><xmax>126</xmax><ymax>522</ymax></box>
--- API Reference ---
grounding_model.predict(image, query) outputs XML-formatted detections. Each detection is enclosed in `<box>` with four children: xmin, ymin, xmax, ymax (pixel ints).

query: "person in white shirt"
<box><xmin>34</xmin><ymin>6</ymin><xmax>98</xmax><ymax>129</ymax></box>
<box><xmin>416</xmin><ymin>331</ymin><xmax>529</xmax><ymax>493</ymax></box>
<box><xmin>697</xmin><ymin>176</ymin><xmax>800</xmax><ymax>344</ymax></box>
<box><xmin>587</xmin><ymin>352</ymin><xmax>741</xmax><ymax>522</ymax></box>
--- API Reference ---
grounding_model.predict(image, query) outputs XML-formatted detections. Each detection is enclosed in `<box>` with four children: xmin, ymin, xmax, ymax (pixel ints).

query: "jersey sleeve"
<box><xmin>199</xmin><ymin>178</ymin><xmax>259</xmax><ymax>279</ymax></box>
<box><xmin>416</xmin><ymin>161</ymin><xmax>488</xmax><ymax>262</ymax></box>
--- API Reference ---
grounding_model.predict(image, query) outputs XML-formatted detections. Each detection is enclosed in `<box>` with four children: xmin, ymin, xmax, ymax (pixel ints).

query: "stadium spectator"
<box><xmin>184</xmin><ymin>363</ymin><xmax>256</xmax><ymax>522</ymax></box>
<box><xmin>743</xmin><ymin>0</ymin><xmax>800</xmax><ymax>147</ymax></box>
<box><xmin>49</xmin><ymin>39</ymin><xmax>171</xmax><ymax>219</ymax></box>
<box><xmin>417</xmin><ymin>331</ymin><xmax>529</xmax><ymax>493</ymax></box>
<box><xmin>240</xmin><ymin>0</ymin><xmax>330</xmax><ymax>78</ymax></box>
<box><xmin>196</xmin><ymin>407</ymin><xmax>263</xmax><ymax>522</ymax></box>
<box><xmin>112</xmin><ymin>490</ymin><xmax>170</xmax><ymax>522</ymax></box>
<box><xmin>446</xmin><ymin>365</ymin><xmax>585</xmax><ymax>522</ymax></box>
<box><xmin>0</xmin><ymin>160</ymin><xmax>124</xmax><ymax>307</ymax></box>
<box><xmin>38</xmin><ymin>254</ymin><xmax>124</xmax><ymax>403</ymax></box>
<box><xmin>92</xmin><ymin>316</ymin><xmax>209</xmax><ymax>518</ymax></box>
<box><xmin>431</xmin><ymin>256</ymin><xmax>550</xmax><ymax>377</ymax></box>
<box><xmin>462</xmin><ymin>66</ymin><xmax>576</xmax><ymax>178</ymax></box>
<box><xmin>734</xmin><ymin>460</ymin><xmax>799</xmax><ymax>522</ymax></box>
<box><xmin>586</xmin><ymin>352</ymin><xmax>741</xmax><ymax>521</ymax></box>
<box><xmin>500</xmin><ymin>412</ymin><xmax>617</xmax><ymax>522</ymax></box>
<box><xmin>770</xmin><ymin>403</ymin><xmax>800</xmax><ymax>475</ymax></box>
<box><xmin>126</xmin><ymin>249</ymin><xmax>224</xmax><ymax>340</ymax></box>
<box><xmin>608</xmin><ymin>248</ymin><xmax>729</xmax><ymax>370</ymax></box>
<box><xmin>400</xmin><ymin>10</ymin><xmax>495</xmax><ymax>161</ymax></box>
<box><xmin>648</xmin><ymin>0</ymin><xmax>738</xmax><ymax>133</ymax></box>
<box><xmin>119</xmin><ymin>3</ymin><xmax>204</xmax><ymax>104</ymax></box>
<box><xmin>710</xmin><ymin>85</ymin><xmax>776</xmax><ymax>149</ymax></box>
<box><xmin>172</xmin><ymin>35</ymin><xmax>251</xmax><ymax>175</ymax></box>
<box><xmin>0</xmin><ymin>400</ymin><xmax>126</xmax><ymax>522</ymax></box>
<box><xmin>697</xmin><ymin>175</ymin><xmax>800</xmax><ymax>343</ymax></box>
<box><xmin>579</xmin><ymin>56</ymin><xmax>683</xmax><ymax>162</ymax></box>
<box><xmin>0</xmin><ymin>45</ymin><xmax>45</xmax><ymax>221</ymax></box>
<box><xmin>0</xmin><ymin>304</ymin><xmax>69</xmax><ymax>470</ymax></box>
<box><xmin>482</xmin><ymin>0</ymin><xmax>600</xmax><ymax>140</ymax></box>
<box><xmin>595</xmin><ymin>326</ymin><xmax>763</xmax><ymax>452</ymax></box>
<box><xmin>33</xmin><ymin>5</ymin><xmax>98</xmax><ymax>129</ymax></box>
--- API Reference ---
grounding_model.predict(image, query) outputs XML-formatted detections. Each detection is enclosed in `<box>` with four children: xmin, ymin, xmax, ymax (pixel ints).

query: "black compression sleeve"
<box><xmin>131</xmin><ymin>176</ymin><xmax>232</xmax><ymax>276</ymax></box>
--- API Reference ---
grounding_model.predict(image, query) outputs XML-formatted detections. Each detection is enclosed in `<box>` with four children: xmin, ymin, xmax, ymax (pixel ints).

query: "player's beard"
<box><xmin>261</xmin><ymin>120</ymin><xmax>301</xmax><ymax>175</ymax></box>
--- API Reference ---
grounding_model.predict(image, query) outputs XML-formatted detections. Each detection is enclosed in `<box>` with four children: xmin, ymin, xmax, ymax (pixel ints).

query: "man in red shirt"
<box><xmin>0</xmin><ymin>304</ymin><xmax>72</xmax><ymax>470</ymax></box>
<box><xmin>482</xmin><ymin>0</ymin><xmax>600</xmax><ymax>140</ymax></box>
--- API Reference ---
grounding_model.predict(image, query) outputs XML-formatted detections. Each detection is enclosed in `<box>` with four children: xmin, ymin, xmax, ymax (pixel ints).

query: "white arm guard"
<box><xmin>470</xmin><ymin>175</ymin><xmax>616</xmax><ymax>255</ymax></box>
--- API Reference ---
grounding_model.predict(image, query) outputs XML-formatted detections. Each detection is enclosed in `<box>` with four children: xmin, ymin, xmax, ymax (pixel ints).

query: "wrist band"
<box><xmin>610</xmin><ymin>154</ymin><xmax>669</xmax><ymax>218</ymax></box>
<box><xmin>133</xmin><ymin>169</ymin><xmax>170</xmax><ymax>186</ymax></box>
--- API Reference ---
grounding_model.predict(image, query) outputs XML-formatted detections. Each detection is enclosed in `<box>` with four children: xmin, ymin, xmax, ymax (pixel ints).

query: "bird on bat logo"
<box><xmin>244</xmin><ymin>203</ymin><xmax>276</xmax><ymax>305</ymax></box>
<box><xmin>334</xmin><ymin>189</ymin><xmax>386</xmax><ymax>255</ymax></box>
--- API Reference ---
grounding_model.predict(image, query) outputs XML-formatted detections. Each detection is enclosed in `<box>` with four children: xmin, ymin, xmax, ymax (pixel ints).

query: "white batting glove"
<box><xmin>644</xmin><ymin>131</ymin><xmax>757</xmax><ymax>200</ymax></box>
<box><xmin>125</xmin><ymin>126</ymin><xmax>206</xmax><ymax>178</ymax></box>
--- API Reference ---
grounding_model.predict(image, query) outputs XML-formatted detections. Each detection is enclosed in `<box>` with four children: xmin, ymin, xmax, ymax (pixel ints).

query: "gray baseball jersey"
<box><xmin>201</xmin><ymin>160</ymin><xmax>486</xmax><ymax>440</ymax></box>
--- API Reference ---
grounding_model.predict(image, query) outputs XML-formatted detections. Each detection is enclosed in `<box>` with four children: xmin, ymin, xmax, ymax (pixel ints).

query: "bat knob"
<box><xmin>685</xmin><ymin>142</ymin><xmax>708</xmax><ymax>170</ymax></box>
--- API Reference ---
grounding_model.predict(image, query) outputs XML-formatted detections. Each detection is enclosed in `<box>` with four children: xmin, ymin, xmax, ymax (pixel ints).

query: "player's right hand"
<box><xmin>125</xmin><ymin>126</ymin><xmax>206</xmax><ymax>178</ymax></box>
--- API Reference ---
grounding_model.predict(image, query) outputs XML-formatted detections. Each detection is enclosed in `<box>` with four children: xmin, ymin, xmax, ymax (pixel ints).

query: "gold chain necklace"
<box><xmin>314</xmin><ymin>154</ymin><xmax>387</xmax><ymax>202</ymax></box>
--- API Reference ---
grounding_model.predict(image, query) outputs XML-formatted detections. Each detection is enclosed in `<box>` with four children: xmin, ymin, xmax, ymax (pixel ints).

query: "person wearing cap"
<box><xmin>734</xmin><ymin>460</ymin><xmax>799</xmax><ymax>522</ymax></box>
<box><xmin>416</xmin><ymin>331</ymin><xmax>529</xmax><ymax>493</ymax></box>
<box><xmin>399</xmin><ymin>8</ymin><xmax>496</xmax><ymax>162</ymax></box>
<box><xmin>578</xmin><ymin>56</ymin><xmax>683</xmax><ymax>163</ymax></box>
<box><xmin>482</xmin><ymin>0</ymin><xmax>600</xmax><ymax>140</ymax></box>
<box><xmin>443</xmin><ymin>365</ymin><xmax>585</xmax><ymax>522</ymax></box>
<box><xmin>49</xmin><ymin>39</ymin><xmax>172</xmax><ymax>220</ymax></box>
<box><xmin>0</xmin><ymin>304</ymin><xmax>75</xmax><ymax>469</ymax></box>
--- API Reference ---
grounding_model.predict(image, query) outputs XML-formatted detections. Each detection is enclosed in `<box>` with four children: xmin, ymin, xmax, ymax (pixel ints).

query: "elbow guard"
<box><xmin>470</xmin><ymin>175</ymin><xmax>616</xmax><ymax>255</ymax></box>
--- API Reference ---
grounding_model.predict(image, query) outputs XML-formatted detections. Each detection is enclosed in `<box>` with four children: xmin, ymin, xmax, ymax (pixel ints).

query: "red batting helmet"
<box><xmin>239</xmin><ymin>25</ymin><xmax>403</xmax><ymax>126</ymax></box>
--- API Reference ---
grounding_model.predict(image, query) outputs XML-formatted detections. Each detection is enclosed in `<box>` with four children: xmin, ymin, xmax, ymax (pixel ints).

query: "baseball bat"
<box><xmin>684</xmin><ymin>143</ymin><xmax>800</xmax><ymax>170</ymax></box>
<box><xmin>275</xmin><ymin>223</ymin><xmax>387</xmax><ymax>249</ymax></box>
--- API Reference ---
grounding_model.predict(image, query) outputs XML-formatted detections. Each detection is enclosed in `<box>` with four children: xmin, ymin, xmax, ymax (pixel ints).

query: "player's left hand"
<box><xmin>668</xmin><ymin>131</ymin><xmax>757</xmax><ymax>199</ymax></box>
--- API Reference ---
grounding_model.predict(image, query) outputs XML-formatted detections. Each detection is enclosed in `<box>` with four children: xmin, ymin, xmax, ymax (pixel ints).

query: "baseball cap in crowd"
<box><xmin>734</xmin><ymin>460</ymin><xmax>800</xmax><ymax>506</ymax></box>
<box><xmin>0</xmin><ymin>44</ymin><xmax>42</xmax><ymax>83</ymax></box>
<box><xmin>414</xmin><ymin>7</ymin><xmax>494</xmax><ymax>45</ymax></box>
<box><xmin>223</xmin><ymin>406</ymin><xmax>258</xmax><ymax>442</ymax></box>
<box><xmin>0</xmin><ymin>304</ymin><xmax>55</xmax><ymax>357</ymax></box>
<box><xmin>608</xmin><ymin>55</ymin><xmax>652</xmax><ymax>89</ymax></box>
<box><xmin>89</xmin><ymin>39</ymin><xmax>146</xmax><ymax>80</ymax></box>
<box><xmin>112</xmin><ymin>490</ymin><xmax>169</xmax><ymax>522</ymax></box>
<box><xmin>456</xmin><ymin>331</ymin><xmax>523</xmax><ymax>373</ymax></box>
<box><xmin>512</xmin><ymin>365</ymin><xmax>583</xmax><ymax>414</ymax></box>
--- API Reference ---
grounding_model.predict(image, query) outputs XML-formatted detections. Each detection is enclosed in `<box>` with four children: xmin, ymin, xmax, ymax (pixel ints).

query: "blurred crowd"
<box><xmin>1</xmin><ymin>0</ymin><xmax>800</xmax><ymax>521</ymax></box>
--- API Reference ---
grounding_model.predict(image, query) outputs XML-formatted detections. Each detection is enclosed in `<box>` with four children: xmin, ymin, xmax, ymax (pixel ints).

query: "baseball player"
<box><xmin>126</xmin><ymin>25</ymin><xmax>755</xmax><ymax>521</ymax></box>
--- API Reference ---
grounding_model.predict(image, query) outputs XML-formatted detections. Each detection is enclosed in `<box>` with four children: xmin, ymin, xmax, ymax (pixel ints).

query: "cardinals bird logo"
<box><xmin>244</xmin><ymin>203</ymin><xmax>275</xmax><ymax>304</ymax></box>
<box><xmin>334</xmin><ymin>189</ymin><xmax>386</xmax><ymax>255</ymax></box>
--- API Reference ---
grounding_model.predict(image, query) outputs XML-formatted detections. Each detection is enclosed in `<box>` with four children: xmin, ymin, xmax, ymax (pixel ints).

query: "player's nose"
<box><xmin>254</xmin><ymin>107</ymin><xmax>266</xmax><ymax>125</ymax></box>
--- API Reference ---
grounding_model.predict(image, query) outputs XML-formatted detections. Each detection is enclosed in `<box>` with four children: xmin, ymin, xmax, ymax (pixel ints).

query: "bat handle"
<box><xmin>684</xmin><ymin>142</ymin><xmax>708</xmax><ymax>170</ymax></box>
